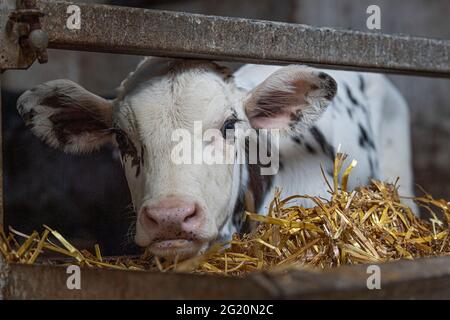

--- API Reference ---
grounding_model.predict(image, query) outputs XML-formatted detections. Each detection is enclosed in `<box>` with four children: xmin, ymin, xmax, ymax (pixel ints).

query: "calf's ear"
<box><xmin>244</xmin><ymin>65</ymin><xmax>337</xmax><ymax>133</ymax></box>
<box><xmin>17</xmin><ymin>79</ymin><xmax>113</xmax><ymax>154</ymax></box>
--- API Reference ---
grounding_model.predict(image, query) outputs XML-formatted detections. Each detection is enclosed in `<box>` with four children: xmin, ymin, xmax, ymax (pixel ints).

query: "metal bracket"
<box><xmin>0</xmin><ymin>0</ymin><xmax>48</xmax><ymax>71</ymax></box>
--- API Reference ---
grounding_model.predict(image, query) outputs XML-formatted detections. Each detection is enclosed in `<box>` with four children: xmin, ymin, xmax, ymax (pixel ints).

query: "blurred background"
<box><xmin>1</xmin><ymin>0</ymin><xmax>449</xmax><ymax>255</ymax></box>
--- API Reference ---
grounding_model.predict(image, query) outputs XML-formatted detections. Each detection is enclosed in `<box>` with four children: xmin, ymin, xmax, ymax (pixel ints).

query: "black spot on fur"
<box><xmin>345</xmin><ymin>84</ymin><xmax>359</xmax><ymax>105</ymax></box>
<box><xmin>35</xmin><ymin>90</ymin><xmax>112</xmax><ymax>148</ymax></box>
<box><xmin>292</xmin><ymin>135</ymin><xmax>302</xmax><ymax>145</ymax></box>
<box><xmin>346</xmin><ymin>107</ymin><xmax>353</xmax><ymax>119</ymax></box>
<box><xmin>310</xmin><ymin>126</ymin><xmax>335</xmax><ymax>161</ymax></box>
<box><xmin>305</xmin><ymin>143</ymin><xmax>316</xmax><ymax>154</ymax></box>
<box><xmin>135</xmin><ymin>164</ymin><xmax>141</xmax><ymax>178</ymax></box>
<box><xmin>290</xmin><ymin>109</ymin><xmax>303</xmax><ymax>122</ymax></box>
<box><xmin>232</xmin><ymin>193</ymin><xmax>245</xmax><ymax>231</ymax></box>
<box><xmin>49</xmin><ymin>110</ymin><xmax>109</xmax><ymax>146</ymax></box>
<box><xmin>22</xmin><ymin>109</ymin><xmax>36</xmax><ymax>124</ymax></box>
<box><xmin>345</xmin><ymin>83</ymin><xmax>369</xmax><ymax>115</ymax></box>
<box><xmin>319</xmin><ymin>72</ymin><xmax>337</xmax><ymax>100</ymax></box>
<box><xmin>232</xmin><ymin>164</ymin><xmax>273</xmax><ymax>234</ymax></box>
<box><xmin>140</xmin><ymin>145</ymin><xmax>145</xmax><ymax>166</ymax></box>
<box><xmin>326</xmin><ymin>166</ymin><xmax>334</xmax><ymax>178</ymax></box>
<box><xmin>368</xmin><ymin>156</ymin><xmax>375</xmax><ymax>179</ymax></box>
<box><xmin>318</xmin><ymin>73</ymin><xmax>327</xmax><ymax>80</ymax></box>
<box><xmin>289</xmin><ymin>121</ymin><xmax>297</xmax><ymax>132</ymax></box>
<box><xmin>212</xmin><ymin>63</ymin><xmax>233</xmax><ymax>82</ymax></box>
<box><xmin>358</xmin><ymin>123</ymin><xmax>376</xmax><ymax>149</ymax></box>
<box><xmin>40</xmin><ymin>93</ymin><xmax>64</xmax><ymax>109</ymax></box>
<box><xmin>359</xmin><ymin>74</ymin><xmax>365</xmax><ymax>93</ymax></box>
<box><xmin>231</xmin><ymin>133</ymin><xmax>273</xmax><ymax>234</ymax></box>
<box><xmin>17</xmin><ymin>102</ymin><xmax>24</xmax><ymax>115</ymax></box>
<box><xmin>51</xmin><ymin>123</ymin><xmax>69</xmax><ymax>145</ymax></box>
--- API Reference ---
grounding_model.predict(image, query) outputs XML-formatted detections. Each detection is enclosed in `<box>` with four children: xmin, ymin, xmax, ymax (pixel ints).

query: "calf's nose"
<box><xmin>140</xmin><ymin>197</ymin><xmax>203</xmax><ymax>237</ymax></box>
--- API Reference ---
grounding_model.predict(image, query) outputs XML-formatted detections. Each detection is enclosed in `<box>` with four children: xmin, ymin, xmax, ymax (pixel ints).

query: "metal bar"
<box><xmin>2</xmin><ymin>255</ymin><xmax>450</xmax><ymax>299</ymax></box>
<box><xmin>1</xmin><ymin>263</ymin><xmax>272</xmax><ymax>299</ymax></box>
<box><xmin>0</xmin><ymin>73</ymin><xmax>3</xmax><ymax>230</ymax></box>
<box><xmin>36</xmin><ymin>0</ymin><xmax>450</xmax><ymax>77</ymax></box>
<box><xmin>265</xmin><ymin>255</ymin><xmax>450</xmax><ymax>299</ymax></box>
<box><xmin>0</xmin><ymin>74</ymin><xmax>4</xmax><ymax>299</ymax></box>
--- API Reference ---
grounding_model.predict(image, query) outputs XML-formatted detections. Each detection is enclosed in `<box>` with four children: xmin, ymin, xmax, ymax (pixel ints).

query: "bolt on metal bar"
<box><xmin>34</xmin><ymin>0</ymin><xmax>450</xmax><ymax>77</ymax></box>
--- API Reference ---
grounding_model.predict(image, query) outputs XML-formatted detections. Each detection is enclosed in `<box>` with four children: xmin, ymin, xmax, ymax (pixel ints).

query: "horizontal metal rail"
<box><xmin>2</xmin><ymin>255</ymin><xmax>450</xmax><ymax>299</ymax></box>
<box><xmin>35</xmin><ymin>0</ymin><xmax>450</xmax><ymax>77</ymax></box>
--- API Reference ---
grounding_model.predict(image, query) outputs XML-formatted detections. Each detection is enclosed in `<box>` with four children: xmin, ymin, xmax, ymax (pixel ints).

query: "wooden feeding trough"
<box><xmin>1</xmin><ymin>0</ymin><xmax>450</xmax><ymax>299</ymax></box>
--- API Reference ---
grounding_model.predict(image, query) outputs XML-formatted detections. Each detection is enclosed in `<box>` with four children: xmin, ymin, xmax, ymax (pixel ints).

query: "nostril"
<box><xmin>146</xmin><ymin>215</ymin><xmax>158</xmax><ymax>226</ymax></box>
<box><xmin>141</xmin><ymin>201</ymin><xmax>201</xmax><ymax>233</ymax></box>
<box><xmin>142</xmin><ymin>209</ymin><xmax>159</xmax><ymax>228</ymax></box>
<box><xmin>183</xmin><ymin>210</ymin><xmax>197</xmax><ymax>223</ymax></box>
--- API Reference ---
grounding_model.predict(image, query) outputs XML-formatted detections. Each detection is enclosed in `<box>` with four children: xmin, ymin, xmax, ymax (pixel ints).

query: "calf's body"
<box><xmin>17</xmin><ymin>58</ymin><xmax>415</xmax><ymax>258</ymax></box>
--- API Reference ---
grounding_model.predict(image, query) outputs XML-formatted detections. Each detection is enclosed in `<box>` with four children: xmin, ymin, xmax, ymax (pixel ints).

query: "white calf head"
<box><xmin>17</xmin><ymin>58</ymin><xmax>336</xmax><ymax>258</ymax></box>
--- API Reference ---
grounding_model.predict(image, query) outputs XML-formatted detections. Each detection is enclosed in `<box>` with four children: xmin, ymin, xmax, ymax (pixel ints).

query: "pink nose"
<box><xmin>140</xmin><ymin>197</ymin><xmax>203</xmax><ymax>239</ymax></box>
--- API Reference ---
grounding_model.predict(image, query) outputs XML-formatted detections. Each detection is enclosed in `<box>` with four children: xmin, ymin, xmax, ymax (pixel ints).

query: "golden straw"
<box><xmin>1</xmin><ymin>153</ymin><xmax>449</xmax><ymax>276</ymax></box>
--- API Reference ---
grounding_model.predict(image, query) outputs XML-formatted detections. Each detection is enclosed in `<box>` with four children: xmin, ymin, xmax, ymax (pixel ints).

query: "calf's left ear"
<box><xmin>244</xmin><ymin>65</ymin><xmax>337</xmax><ymax>133</ymax></box>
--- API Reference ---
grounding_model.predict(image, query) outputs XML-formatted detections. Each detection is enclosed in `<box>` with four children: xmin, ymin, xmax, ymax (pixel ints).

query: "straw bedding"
<box><xmin>1</xmin><ymin>154</ymin><xmax>449</xmax><ymax>276</ymax></box>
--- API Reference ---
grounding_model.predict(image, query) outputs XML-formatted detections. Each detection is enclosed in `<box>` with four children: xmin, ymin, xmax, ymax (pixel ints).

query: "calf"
<box><xmin>16</xmin><ymin>58</ymin><xmax>415</xmax><ymax>258</ymax></box>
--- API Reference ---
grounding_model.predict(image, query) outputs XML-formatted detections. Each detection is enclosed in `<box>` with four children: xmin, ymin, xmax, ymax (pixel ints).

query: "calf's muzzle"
<box><xmin>140</xmin><ymin>197</ymin><xmax>205</xmax><ymax>244</ymax></box>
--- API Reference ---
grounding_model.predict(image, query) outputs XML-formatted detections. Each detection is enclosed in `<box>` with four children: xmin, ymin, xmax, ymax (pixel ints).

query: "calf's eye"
<box><xmin>221</xmin><ymin>119</ymin><xmax>237</xmax><ymax>139</ymax></box>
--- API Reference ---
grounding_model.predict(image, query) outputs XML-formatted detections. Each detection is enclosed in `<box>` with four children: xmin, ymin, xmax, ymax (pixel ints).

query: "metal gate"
<box><xmin>1</xmin><ymin>0</ymin><xmax>450</xmax><ymax>299</ymax></box>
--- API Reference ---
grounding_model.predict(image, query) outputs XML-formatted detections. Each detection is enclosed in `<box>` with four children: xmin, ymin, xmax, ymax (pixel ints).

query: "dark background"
<box><xmin>1</xmin><ymin>0</ymin><xmax>449</xmax><ymax>255</ymax></box>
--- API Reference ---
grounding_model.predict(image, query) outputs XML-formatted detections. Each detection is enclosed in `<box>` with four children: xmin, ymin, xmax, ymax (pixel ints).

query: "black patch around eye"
<box><xmin>113</xmin><ymin>129</ymin><xmax>130</xmax><ymax>152</ymax></box>
<box><xmin>113</xmin><ymin>128</ymin><xmax>142</xmax><ymax>177</ymax></box>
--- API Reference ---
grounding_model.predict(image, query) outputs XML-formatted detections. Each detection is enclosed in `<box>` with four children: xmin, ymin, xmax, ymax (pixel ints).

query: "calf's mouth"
<box><xmin>149</xmin><ymin>238</ymin><xmax>205</xmax><ymax>259</ymax></box>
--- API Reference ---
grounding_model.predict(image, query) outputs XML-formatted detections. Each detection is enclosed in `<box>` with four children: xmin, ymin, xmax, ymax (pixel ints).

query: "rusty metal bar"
<box><xmin>268</xmin><ymin>255</ymin><xmax>450</xmax><ymax>299</ymax></box>
<box><xmin>0</xmin><ymin>74</ymin><xmax>3</xmax><ymax>230</ymax></box>
<box><xmin>0</xmin><ymin>74</ymin><xmax>4</xmax><ymax>293</ymax></box>
<box><xmin>1</xmin><ymin>263</ymin><xmax>271</xmax><ymax>299</ymax></box>
<box><xmin>34</xmin><ymin>0</ymin><xmax>450</xmax><ymax>77</ymax></box>
<box><xmin>2</xmin><ymin>255</ymin><xmax>450</xmax><ymax>299</ymax></box>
